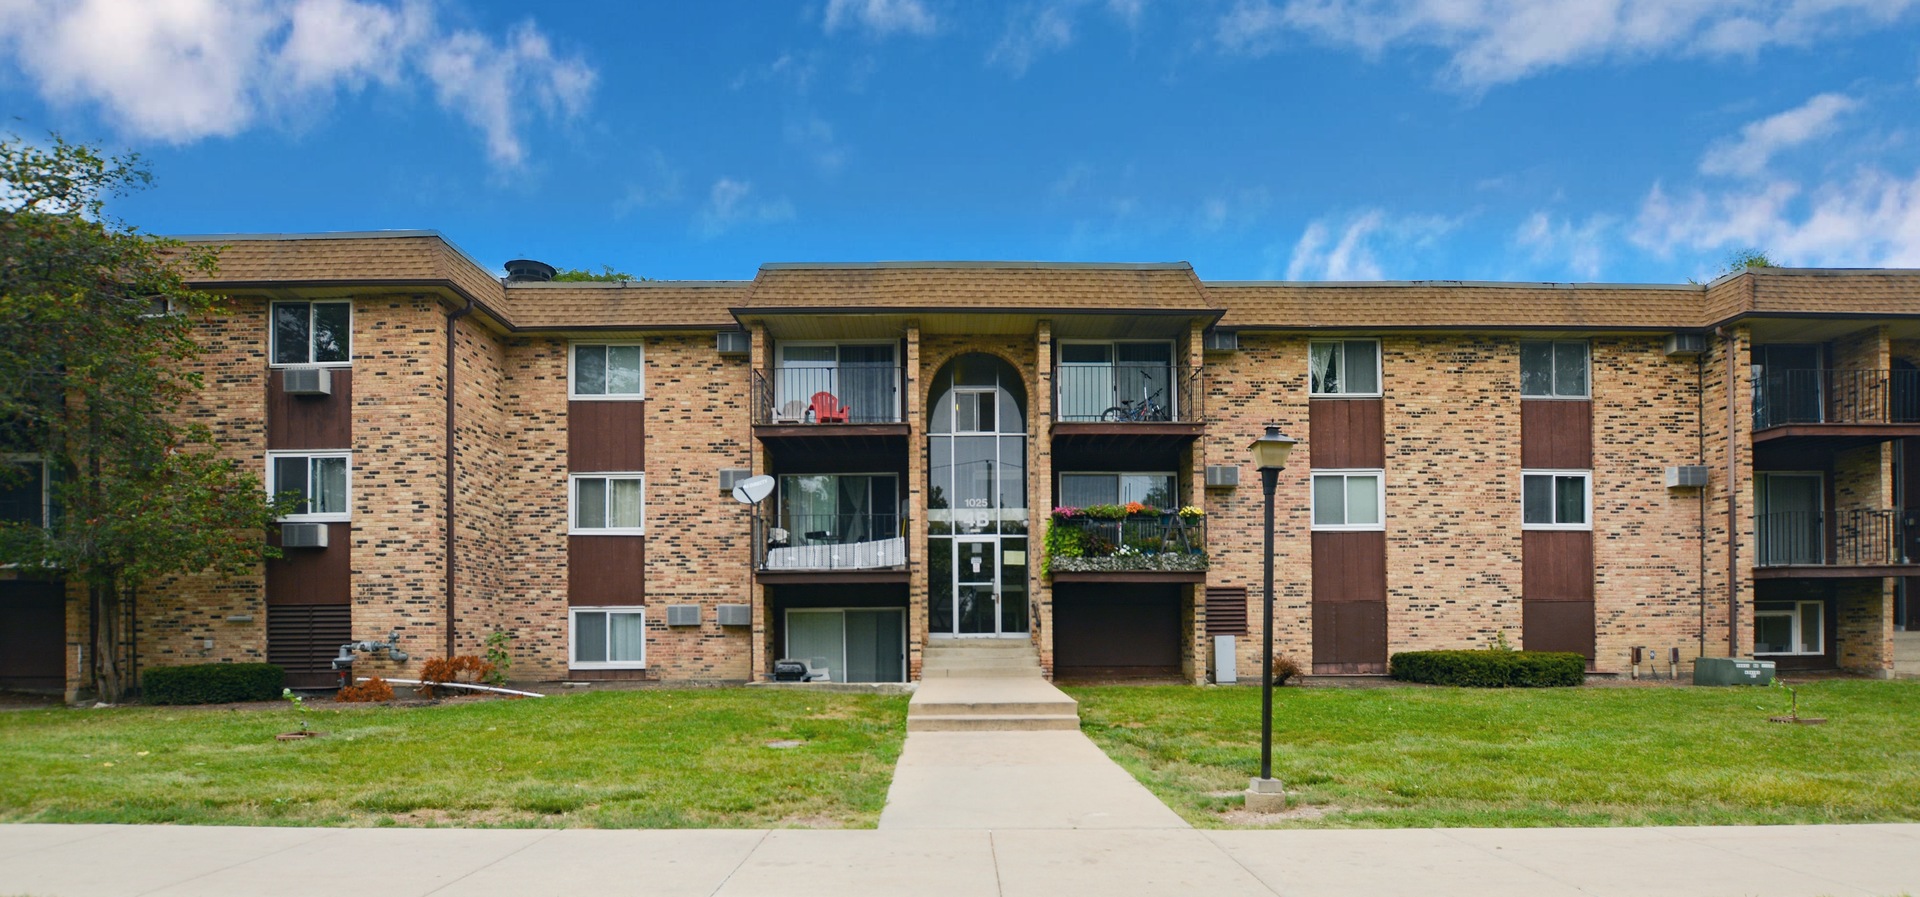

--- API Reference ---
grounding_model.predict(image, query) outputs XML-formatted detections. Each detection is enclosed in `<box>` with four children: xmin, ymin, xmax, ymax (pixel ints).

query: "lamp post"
<box><xmin>1246</xmin><ymin>424</ymin><xmax>1296</xmax><ymax>812</ymax></box>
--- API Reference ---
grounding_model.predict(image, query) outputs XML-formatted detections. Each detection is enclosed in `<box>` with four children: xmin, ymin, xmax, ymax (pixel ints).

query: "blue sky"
<box><xmin>2</xmin><ymin>1</ymin><xmax>1918</xmax><ymax>283</ymax></box>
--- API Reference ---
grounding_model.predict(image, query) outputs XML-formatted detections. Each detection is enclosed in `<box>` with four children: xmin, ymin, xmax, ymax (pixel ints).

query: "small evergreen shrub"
<box><xmin>1389</xmin><ymin>650</ymin><xmax>1585</xmax><ymax>688</ymax></box>
<box><xmin>142</xmin><ymin>663</ymin><xmax>285</xmax><ymax>705</ymax></box>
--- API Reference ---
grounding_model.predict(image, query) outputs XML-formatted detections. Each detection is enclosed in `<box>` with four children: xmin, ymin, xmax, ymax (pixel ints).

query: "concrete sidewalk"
<box><xmin>3</xmin><ymin>822</ymin><xmax>1916</xmax><ymax>896</ymax></box>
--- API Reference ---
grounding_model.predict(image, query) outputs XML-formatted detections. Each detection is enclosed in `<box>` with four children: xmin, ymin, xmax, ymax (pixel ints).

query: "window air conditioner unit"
<box><xmin>666</xmin><ymin>604</ymin><xmax>701</xmax><ymax>627</ymax></box>
<box><xmin>716</xmin><ymin>331</ymin><xmax>751</xmax><ymax>356</ymax></box>
<box><xmin>717</xmin><ymin>604</ymin><xmax>751</xmax><ymax>627</ymax></box>
<box><xmin>281</xmin><ymin>522</ymin><xmax>329</xmax><ymax>548</ymax></box>
<box><xmin>1204</xmin><ymin>330</ymin><xmax>1239</xmax><ymax>352</ymax></box>
<box><xmin>1664</xmin><ymin>333</ymin><xmax>1707</xmax><ymax>357</ymax></box>
<box><xmin>719</xmin><ymin>468</ymin><xmax>752</xmax><ymax>493</ymax></box>
<box><xmin>1204</xmin><ymin>464</ymin><xmax>1240</xmax><ymax>488</ymax></box>
<box><xmin>283</xmin><ymin>366</ymin><xmax>332</xmax><ymax>396</ymax></box>
<box><xmin>1666</xmin><ymin>465</ymin><xmax>1710</xmax><ymax>489</ymax></box>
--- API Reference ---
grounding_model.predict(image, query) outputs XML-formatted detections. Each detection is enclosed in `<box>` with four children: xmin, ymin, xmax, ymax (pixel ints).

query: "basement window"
<box><xmin>571</xmin><ymin>606</ymin><xmax>646</xmax><ymax>669</ymax></box>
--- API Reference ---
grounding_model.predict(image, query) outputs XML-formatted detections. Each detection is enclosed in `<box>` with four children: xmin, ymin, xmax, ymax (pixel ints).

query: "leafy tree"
<box><xmin>552</xmin><ymin>265</ymin><xmax>649</xmax><ymax>282</ymax></box>
<box><xmin>0</xmin><ymin>134</ymin><xmax>283</xmax><ymax>702</ymax></box>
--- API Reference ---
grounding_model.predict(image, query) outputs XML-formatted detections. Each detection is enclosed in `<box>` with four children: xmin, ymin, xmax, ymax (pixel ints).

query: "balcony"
<box><xmin>1751</xmin><ymin>369</ymin><xmax>1920</xmax><ymax>443</ymax></box>
<box><xmin>1051</xmin><ymin>363</ymin><xmax>1203</xmax><ymax>463</ymax></box>
<box><xmin>755</xmin><ymin>512</ymin><xmax>908</xmax><ymax>582</ymax></box>
<box><xmin>1044</xmin><ymin>508</ymin><xmax>1208</xmax><ymax>583</ymax></box>
<box><xmin>752</xmin><ymin>364</ymin><xmax>908</xmax><ymax>457</ymax></box>
<box><xmin>1754</xmin><ymin>508</ymin><xmax>1920</xmax><ymax>578</ymax></box>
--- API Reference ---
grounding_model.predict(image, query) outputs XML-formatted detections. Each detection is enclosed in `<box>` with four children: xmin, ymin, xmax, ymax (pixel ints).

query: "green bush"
<box><xmin>142</xmin><ymin>663</ymin><xmax>286</xmax><ymax>705</ymax></box>
<box><xmin>1389</xmin><ymin>650</ymin><xmax>1585</xmax><ymax>688</ymax></box>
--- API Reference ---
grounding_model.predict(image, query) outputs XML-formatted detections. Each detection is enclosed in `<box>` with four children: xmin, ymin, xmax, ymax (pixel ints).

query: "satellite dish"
<box><xmin>731</xmin><ymin>474</ymin><xmax>775</xmax><ymax>505</ymax></box>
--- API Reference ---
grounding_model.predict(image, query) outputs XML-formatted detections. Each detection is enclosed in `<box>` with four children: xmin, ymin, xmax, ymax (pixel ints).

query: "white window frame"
<box><xmin>1056</xmin><ymin>471</ymin><xmax>1180</xmax><ymax>508</ymax></box>
<box><xmin>1308</xmin><ymin>339</ymin><xmax>1383</xmax><ymax>398</ymax></box>
<box><xmin>569</xmin><ymin>341</ymin><xmax>647</xmax><ymax>401</ymax></box>
<box><xmin>266</xmin><ymin>451</ymin><xmax>353</xmax><ymax>523</ymax></box>
<box><xmin>269</xmin><ymin>300</ymin><xmax>354</xmax><ymax>369</ymax></box>
<box><xmin>1521</xmin><ymin>469</ymin><xmax>1592</xmax><ymax>531</ymax></box>
<box><xmin>1754</xmin><ymin>600</ymin><xmax>1825</xmax><ymax>656</ymax></box>
<box><xmin>784</xmin><ymin>607</ymin><xmax>910</xmax><ymax>684</ymax></box>
<box><xmin>1310</xmin><ymin>469</ymin><xmax>1385</xmax><ymax>531</ymax></box>
<box><xmin>1</xmin><ymin>453</ymin><xmax>50</xmax><ymax>529</ymax></box>
<box><xmin>569</xmin><ymin>473</ymin><xmax>646</xmax><ymax>535</ymax></box>
<box><xmin>569</xmin><ymin>606</ymin><xmax>647</xmax><ymax>669</ymax></box>
<box><xmin>1520</xmin><ymin>340</ymin><xmax>1590</xmax><ymax>399</ymax></box>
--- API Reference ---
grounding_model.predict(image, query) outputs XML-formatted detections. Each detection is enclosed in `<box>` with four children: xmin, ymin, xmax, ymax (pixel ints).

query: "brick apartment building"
<box><xmin>4</xmin><ymin>230</ymin><xmax>1918</xmax><ymax>697</ymax></box>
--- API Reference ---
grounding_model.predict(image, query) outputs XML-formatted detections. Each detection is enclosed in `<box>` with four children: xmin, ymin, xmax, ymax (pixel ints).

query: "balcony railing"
<box><xmin>1044</xmin><ymin>511</ymin><xmax>1208</xmax><ymax>574</ymax></box>
<box><xmin>756</xmin><ymin>512</ymin><xmax>906</xmax><ymax>572</ymax></box>
<box><xmin>1053</xmin><ymin>362</ymin><xmax>1203</xmax><ymax>423</ymax></box>
<box><xmin>1751</xmin><ymin>368</ymin><xmax>1920</xmax><ymax>430</ymax></box>
<box><xmin>1755</xmin><ymin>508</ymin><xmax>1915</xmax><ymax>567</ymax></box>
<box><xmin>752</xmin><ymin>364</ymin><xmax>905</xmax><ymax>425</ymax></box>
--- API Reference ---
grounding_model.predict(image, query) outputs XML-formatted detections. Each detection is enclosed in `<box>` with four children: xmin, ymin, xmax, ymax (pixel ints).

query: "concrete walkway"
<box><xmin>4</xmin><ymin>822</ymin><xmax>1917</xmax><ymax>896</ymax></box>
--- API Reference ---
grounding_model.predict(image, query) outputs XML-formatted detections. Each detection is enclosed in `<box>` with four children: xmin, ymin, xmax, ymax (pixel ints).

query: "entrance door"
<box><xmin>954</xmin><ymin>537</ymin><xmax>1001</xmax><ymax>635</ymax></box>
<box><xmin>1757</xmin><ymin>472</ymin><xmax>1824</xmax><ymax>566</ymax></box>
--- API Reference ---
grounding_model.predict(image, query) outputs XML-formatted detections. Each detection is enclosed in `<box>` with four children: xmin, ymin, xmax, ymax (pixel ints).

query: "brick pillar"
<box><xmin>749</xmin><ymin>323</ymin><xmax>771</xmax><ymax>682</ymax></box>
<box><xmin>905</xmin><ymin>321</ymin><xmax>927</xmax><ymax>680</ymax></box>
<box><xmin>1187</xmin><ymin>321</ymin><xmax>1208</xmax><ymax>683</ymax></box>
<box><xmin>1032</xmin><ymin>320</ymin><xmax>1055</xmax><ymax>678</ymax></box>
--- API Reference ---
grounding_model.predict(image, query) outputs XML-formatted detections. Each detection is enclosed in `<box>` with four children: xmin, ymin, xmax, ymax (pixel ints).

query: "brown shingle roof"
<box><xmin>504</xmin><ymin>281</ymin><xmax>748</xmax><ymax>330</ymax></box>
<box><xmin>745</xmin><ymin>262</ymin><xmax>1213</xmax><ymax>312</ymax></box>
<box><xmin>1208</xmin><ymin>281</ymin><xmax>1705</xmax><ymax>330</ymax></box>
<box><xmin>1747</xmin><ymin>268</ymin><xmax>1920</xmax><ymax>317</ymax></box>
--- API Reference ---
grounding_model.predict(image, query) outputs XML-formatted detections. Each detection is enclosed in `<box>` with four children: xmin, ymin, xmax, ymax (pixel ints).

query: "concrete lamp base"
<box><xmin>1244</xmin><ymin>777</ymin><xmax>1287</xmax><ymax>813</ymax></box>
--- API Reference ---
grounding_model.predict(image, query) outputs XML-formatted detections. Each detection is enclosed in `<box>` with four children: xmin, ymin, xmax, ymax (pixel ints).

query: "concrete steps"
<box><xmin>909</xmin><ymin>641</ymin><xmax>1079</xmax><ymax>732</ymax></box>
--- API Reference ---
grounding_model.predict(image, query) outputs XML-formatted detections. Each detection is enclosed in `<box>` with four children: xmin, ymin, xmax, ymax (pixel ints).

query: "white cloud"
<box><xmin>1699</xmin><ymin>92</ymin><xmax>1859</xmax><ymax>177</ymax></box>
<box><xmin>823</xmin><ymin>0</ymin><xmax>937</xmax><ymax>37</ymax></box>
<box><xmin>988</xmin><ymin>4</ymin><xmax>1077</xmax><ymax>76</ymax></box>
<box><xmin>695</xmin><ymin>178</ymin><xmax>796</xmax><ymax>238</ymax></box>
<box><xmin>1216</xmin><ymin>0</ymin><xmax>1917</xmax><ymax>87</ymax></box>
<box><xmin>1513</xmin><ymin>211</ymin><xmax>1616</xmax><ymax>280</ymax></box>
<box><xmin>1628</xmin><ymin>92</ymin><xmax>1920</xmax><ymax>269</ymax></box>
<box><xmin>0</xmin><ymin>0</ymin><xmax>594</xmax><ymax>167</ymax></box>
<box><xmin>1283</xmin><ymin>209</ymin><xmax>1456</xmax><ymax>280</ymax></box>
<box><xmin>785</xmin><ymin>115</ymin><xmax>847</xmax><ymax>173</ymax></box>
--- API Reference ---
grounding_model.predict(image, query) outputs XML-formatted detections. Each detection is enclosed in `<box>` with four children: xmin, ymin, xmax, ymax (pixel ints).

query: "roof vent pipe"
<box><xmin>504</xmin><ymin>259</ymin><xmax>557</xmax><ymax>283</ymax></box>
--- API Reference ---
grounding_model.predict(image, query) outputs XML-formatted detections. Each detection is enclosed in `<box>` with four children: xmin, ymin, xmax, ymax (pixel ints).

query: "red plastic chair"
<box><xmin>809</xmin><ymin>392</ymin><xmax>850</xmax><ymax>423</ymax></box>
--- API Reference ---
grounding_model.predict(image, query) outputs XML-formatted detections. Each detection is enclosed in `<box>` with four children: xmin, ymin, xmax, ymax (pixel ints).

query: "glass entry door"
<box><xmin>955</xmin><ymin>537</ymin><xmax>1000</xmax><ymax>635</ymax></box>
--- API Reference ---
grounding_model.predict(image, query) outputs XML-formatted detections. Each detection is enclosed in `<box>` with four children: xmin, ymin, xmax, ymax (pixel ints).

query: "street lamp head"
<box><xmin>1248</xmin><ymin>425</ymin><xmax>1296</xmax><ymax>472</ymax></box>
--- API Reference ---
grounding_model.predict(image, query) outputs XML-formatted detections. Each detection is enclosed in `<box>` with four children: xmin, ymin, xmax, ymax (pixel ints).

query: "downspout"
<box><xmin>1720</xmin><ymin>326</ymin><xmax>1740</xmax><ymax>657</ymax></box>
<box><xmin>445</xmin><ymin>297</ymin><xmax>475</xmax><ymax>658</ymax></box>
<box><xmin>1697</xmin><ymin>346</ymin><xmax>1708</xmax><ymax>658</ymax></box>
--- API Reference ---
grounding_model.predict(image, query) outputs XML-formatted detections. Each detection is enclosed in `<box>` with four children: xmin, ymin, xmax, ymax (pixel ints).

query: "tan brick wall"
<box><xmin>130</xmin><ymin>297</ymin><xmax>271</xmax><ymax>691</ymax></box>
<box><xmin>451</xmin><ymin>312</ymin><xmax>510</xmax><ymax>658</ymax></box>
<box><xmin>634</xmin><ymin>333</ymin><xmax>754</xmax><ymax>681</ymax></box>
<box><xmin>348</xmin><ymin>295</ymin><xmax>451</xmax><ymax>678</ymax></box>
<box><xmin>498</xmin><ymin>337</ymin><xmax>570</xmax><ymax>678</ymax></box>
<box><xmin>1199</xmin><ymin>333</ymin><xmax>1313</xmax><ymax>676</ymax></box>
<box><xmin>1592</xmin><ymin>336</ymin><xmax>1714</xmax><ymax>673</ymax></box>
<box><xmin>1836</xmin><ymin>578</ymin><xmax>1894</xmax><ymax>675</ymax></box>
<box><xmin>1701</xmin><ymin>327</ymin><xmax>1753</xmax><ymax>660</ymax></box>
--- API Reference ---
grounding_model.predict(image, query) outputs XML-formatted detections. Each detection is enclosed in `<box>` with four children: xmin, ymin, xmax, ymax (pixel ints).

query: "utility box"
<box><xmin>1693</xmin><ymin>656</ymin><xmax>1775</xmax><ymax>686</ymax></box>
<box><xmin>1213</xmin><ymin>635</ymin><xmax>1238</xmax><ymax>685</ymax></box>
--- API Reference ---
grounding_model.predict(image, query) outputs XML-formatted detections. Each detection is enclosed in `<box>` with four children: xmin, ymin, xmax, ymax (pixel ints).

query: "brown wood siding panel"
<box><xmin>264</xmin><ymin>524</ymin><xmax>351</xmax><ymax>606</ymax></box>
<box><xmin>0</xmin><ymin>580</ymin><xmax>66</xmax><ymax>690</ymax></box>
<box><xmin>1521</xmin><ymin>600</ymin><xmax>1595</xmax><ymax>659</ymax></box>
<box><xmin>1205</xmin><ymin>586</ymin><xmax>1249</xmax><ymax>635</ymax></box>
<box><xmin>1522</xmin><ymin>530</ymin><xmax>1594</xmax><ymax>601</ymax></box>
<box><xmin>1520</xmin><ymin>399</ymin><xmax>1592</xmax><ymax>469</ymax></box>
<box><xmin>1309</xmin><ymin>398</ymin><xmax>1384</xmax><ymax>469</ymax></box>
<box><xmin>1053</xmin><ymin>589</ymin><xmax>1182</xmax><ymax>673</ymax></box>
<box><xmin>1311</xmin><ymin>531</ymin><xmax>1387</xmax><ymax>603</ymax></box>
<box><xmin>266</xmin><ymin>369</ymin><xmax>352</xmax><ymax>450</ymax></box>
<box><xmin>569</xmin><ymin>401</ymin><xmax>646</xmax><ymax>471</ymax></box>
<box><xmin>568</xmin><ymin>536</ymin><xmax>646</xmax><ymax>605</ymax></box>
<box><xmin>1311</xmin><ymin>601</ymin><xmax>1387</xmax><ymax>667</ymax></box>
<box><xmin>267</xmin><ymin>604</ymin><xmax>352</xmax><ymax>689</ymax></box>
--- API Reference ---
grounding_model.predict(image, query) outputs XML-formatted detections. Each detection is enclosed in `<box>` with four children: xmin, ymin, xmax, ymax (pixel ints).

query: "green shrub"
<box><xmin>142</xmin><ymin>663</ymin><xmax>286</xmax><ymax>705</ymax></box>
<box><xmin>1389</xmin><ymin>650</ymin><xmax>1585</xmax><ymax>688</ymax></box>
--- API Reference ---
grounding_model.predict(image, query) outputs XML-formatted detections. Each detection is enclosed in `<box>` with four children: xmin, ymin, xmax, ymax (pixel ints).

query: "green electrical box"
<box><xmin>1693</xmin><ymin>657</ymin><xmax>1776</xmax><ymax>686</ymax></box>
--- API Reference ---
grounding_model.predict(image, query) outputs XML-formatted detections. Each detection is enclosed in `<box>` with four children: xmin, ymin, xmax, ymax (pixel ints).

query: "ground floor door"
<box><xmin>930</xmin><ymin>535</ymin><xmax>1029</xmax><ymax>638</ymax></box>
<box><xmin>784</xmin><ymin>608</ymin><xmax>906</xmax><ymax>682</ymax></box>
<box><xmin>0</xmin><ymin>580</ymin><xmax>65</xmax><ymax>692</ymax></box>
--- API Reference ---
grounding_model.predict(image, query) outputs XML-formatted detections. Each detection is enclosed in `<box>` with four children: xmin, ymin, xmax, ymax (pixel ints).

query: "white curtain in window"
<box><xmin>314</xmin><ymin>457</ymin><xmax>347</xmax><ymax>515</ymax></box>
<box><xmin>609</xmin><ymin>478</ymin><xmax>643</xmax><ymax>528</ymax></box>
<box><xmin>608</xmin><ymin>612</ymin><xmax>646</xmax><ymax>662</ymax></box>
<box><xmin>1310</xmin><ymin>342</ymin><xmax>1337</xmax><ymax>393</ymax></box>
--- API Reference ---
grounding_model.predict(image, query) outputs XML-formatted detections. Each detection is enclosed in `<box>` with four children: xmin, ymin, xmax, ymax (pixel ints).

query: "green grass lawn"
<box><xmin>1066</xmin><ymin>680</ymin><xmax>1920</xmax><ymax>828</ymax></box>
<box><xmin>0</xmin><ymin>689</ymin><xmax>906</xmax><ymax>828</ymax></box>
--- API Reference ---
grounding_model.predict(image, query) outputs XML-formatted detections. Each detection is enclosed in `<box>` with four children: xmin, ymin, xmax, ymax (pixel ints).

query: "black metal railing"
<box><xmin>1045</xmin><ymin>514</ymin><xmax>1208</xmax><ymax>573</ymax></box>
<box><xmin>1756</xmin><ymin>508</ymin><xmax>1915</xmax><ymax>567</ymax></box>
<box><xmin>1053</xmin><ymin>362</ymin><xmax>1203</xmax><ymax>423</ymax></box>
<box><xmin>755</xmin><ymin>512</ymin><xmax>906</xmax><ymax>571</ymax></box>
<box><xmin>751</xmin><ymin>364</ymin><xmax>905</xmax><ymax>425</ymax></box>
<box><xmin>1751</xmin><ymin>368</ymin><xmax>1920</xmax><ymax>430</ymax></box>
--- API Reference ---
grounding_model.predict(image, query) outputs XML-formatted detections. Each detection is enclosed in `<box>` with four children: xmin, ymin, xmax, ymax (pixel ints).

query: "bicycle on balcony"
<box><xmin>1102</xmin><ymin>387</ymin><xmax>1170</xmax><ymax>422</ymax></box>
